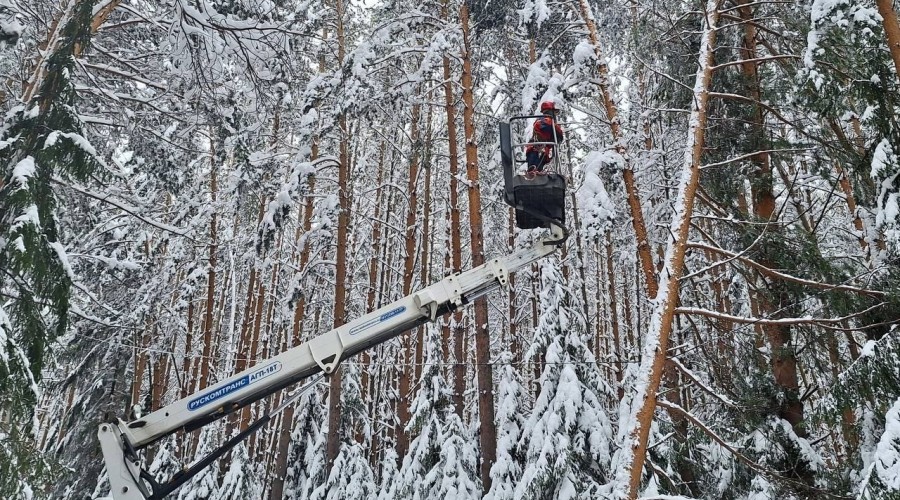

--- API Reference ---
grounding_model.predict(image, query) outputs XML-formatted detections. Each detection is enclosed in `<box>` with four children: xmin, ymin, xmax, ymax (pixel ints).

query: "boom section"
<box><xmin>106</xmin><ymin>223</ymin><xmax>562</xmax><ymax>452</ymax></box>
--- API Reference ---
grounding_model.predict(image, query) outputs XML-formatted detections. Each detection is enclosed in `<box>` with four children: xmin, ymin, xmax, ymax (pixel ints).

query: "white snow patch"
<box><xmin>860</xmin><ymin>340</ymin><xmax>878</xmax><ymax>358</ymax></box>
<box><xmin>870</xmin><ymin>139</ymin><xmax>893</xmax><ymax>179</ymax></box>
<box><xmin>860</xmin><ymin>398</ymin><xmax>900</xmax><ymax>496</ymax></box>
<box><xmin>11</xmin><ymin>156</ymin><xmax>35</xmax><ymax>189</ymax></box>
<box><xmin>576</xmin><ymin>151</ymin><xmax>618</xmax><ymax>239</ymax></box>
<box><xmin>13</xmin><ymin>205</ymin><xmax>41</xmax><ymax>229</ymax></box>
<box><xmin>49</xmin><ymin>242</ymin><xmax>75</xmax><ymax>280</ymax></box>
<box><xmin>44</xmin><ymin>131</ymin><xmax>97</xmax><ymax>156</ymax></box>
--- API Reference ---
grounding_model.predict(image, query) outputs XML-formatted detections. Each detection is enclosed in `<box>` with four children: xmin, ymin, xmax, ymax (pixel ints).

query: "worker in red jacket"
<box><xmin>526</xmin><ymin>100</ymin><xmax>565</xmax><ymax>176</ymax></box>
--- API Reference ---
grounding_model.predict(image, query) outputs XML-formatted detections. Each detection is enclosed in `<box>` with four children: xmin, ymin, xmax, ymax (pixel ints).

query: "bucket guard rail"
<box><xmin>500</xmin><ymin>117</ymin><xmax>568</xmax><ymax>239</ymax></box>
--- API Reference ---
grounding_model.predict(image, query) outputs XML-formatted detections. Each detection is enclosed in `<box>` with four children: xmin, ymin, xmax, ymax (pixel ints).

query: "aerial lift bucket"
<box><xmin>499</xmin><ymin>118</ymin><xmax>566</xmax><ymax>230</ymax></box>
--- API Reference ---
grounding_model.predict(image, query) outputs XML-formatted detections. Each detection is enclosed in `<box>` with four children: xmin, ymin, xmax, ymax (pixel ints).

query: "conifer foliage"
<box><xmin>0</xmin><ymin>0</ymin><xmax>102</xmax><ymax>495</ymax></box>
<box><xmin>2</xmin><ymin>0</ymin><xmax>900</xmax><ymax>498</ymax></box>
<box><xmin>515</xmin><ymin>258</ymin><xmax>614</xmax><ymax>499</ymax></box>
<box><xmin>387</xmin><ymin>325</ymin><xmax>480</xmax><ymax>499</ymax></box>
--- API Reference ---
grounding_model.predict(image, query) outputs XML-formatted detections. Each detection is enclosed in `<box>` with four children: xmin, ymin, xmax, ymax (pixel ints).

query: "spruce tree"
<box><xmin>484</xmin><ymin>351</ymin><xmax>527</xmax><ymax>500</ymax></box>
<box><xmin>515</xmin><ymin>258</ymin><xmax>615</xmax><ymax>499</ymax></box>
<box><xmin>177</xmin><ymin>425</ymin><xmax>220</xmax><ymax>500</ymax></box>
<box><xmin>311</xmin><ymin>363</ymin><xmax>376</xmax><ymax>500</ymax></box>
<box><xmin>0</xmin><ymin>0</ymin><xmax>101</xmax><ymax>495</ymax></box>
<box><xmin>214</xmin><ymin>442</ymin><xmax>261</xmax><ymax>500</ymax></box>
<box><xmin>284</xmin><ymin>390</ymin><xmax>328</xmax><ymax>500</ymax></box>
<box><xmin>859</xmin><ymin>396</ymin><xmax>900</xmax><ymax>498</ymax></box>
<box><xmin>386</xmin><ymin>325</ymin><xmax>480</xmax><ymax>499</ymax></box>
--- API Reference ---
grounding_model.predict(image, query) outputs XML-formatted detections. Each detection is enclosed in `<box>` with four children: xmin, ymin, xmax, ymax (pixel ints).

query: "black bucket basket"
<box><xmin>499</xmin><ymin>120</ymin><xmax>567</xmax><ymax>230</ymax></box>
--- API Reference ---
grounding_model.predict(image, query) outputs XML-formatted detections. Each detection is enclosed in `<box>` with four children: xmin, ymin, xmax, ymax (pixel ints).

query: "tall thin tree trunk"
<box><xmin>620</xmin><ymin>2</ymin><xmax>720</xmax><ymax>496</ymax></box>
<box><xmin>239</xmin><ymin>272</ymin><xmax>268</xmax><ymax>436</ymax></box>
<box><xmin>131</xmin><ymin>330</ymin><xmax>149</xmax><ymax>415</ymax></box>
<box><xmin>199</xmin><ymin>148</ymin><xmax>218</xmax><ymax>392</ymax></box>
<box><xmin>180</xmin><ymin>300</ymin><xmax>195</xmax><ymax>401</ymax></box>
<box><xmin>576</xmin><ymin>0</ymin><xmax>657</xmax><ymax>298</ymax></box>
<box><xmin>604</xmin><ymin>234</ymin><xmax>623</xmax><ymax>399</ymax></box>
<box><xmin>225</xmin><ymin>197</ymin><xmax>264</xmax><ymax>442</ymax></box>
<box><xmin>738</xmin><ymin>0</ymin><xmax>807</xmax><ymax>439</ymax></box>
<box><xmin>508</xmin><ymin>208</ymin><xmax>519</xmax><ymax>362</ymax></box>
<box><xmin>835</xmin><ymin>162</ymin><xmax>869</xmax><ymax>254</ymax></box>
<box><xmin>362</xmin><ymin>141</ymin><xmax>387</xmax><ymax>402</ymax></box>
<box><xmin>397</xmin><ymin>100</ymin><xmax>422</xmax><ymax>459</ymax></box>
<box><xmin>460</xmin><ymin>3</ymin><xmax>496</xmax><ymax>488</ymax></box>
<box><xmin>325</xmin><ymin>0</ymin><xmax>351</xmax><ymax>472</ymax></box>
<box><xmin>441</xmin><ymin>0</ymin><xmax>466</xmax><ymax>416</ymax></box>
<box><xmin>415</xmin><ymin>106</ymin><xmax>434</xmax><ymax>381</ymax></box>
<box><xmin>876</xmin><ymin>0</ymin><xmax>900</xmax><ymax>80</ymax></box>
<box><xmin>270</xmin><ymin>131</ymin><xmax>320</xmax><ymax>497</ymax></box>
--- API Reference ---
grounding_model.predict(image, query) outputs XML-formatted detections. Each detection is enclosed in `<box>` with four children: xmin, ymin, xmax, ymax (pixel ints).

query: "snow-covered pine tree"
<box><xmin>310</xmin><ymin>440</ymin><xmax>375</xmax><ymax>500</ymax></box>
<box><xmin>386</xmin><ymin>324</ymin><xmax>480</xmax><ymax>499</ymax></box>
<box><xmin>176</xmin><ymin>425</ymin><xmax>220</xmax><ymax>500</ymax></box>
<box><xmin>0</xmin><ymin>0</ymin><xmax>102</xmax><ymax>495</ymax></box>
<box><xmin>146</xmin><ymin>439</ymin><xmax>183</xmax><ymax>497</ymax></box>
<box><xmin>284</xmin><ymin>388</ymin><xmax>328</xmax><ymax>500</ymax></box>
<box><xmin>859</xmin><ymin>395</ymin><xmax>900</xmax><ymax>498</ymax></box>
<box><xmin>515</xmin><ymin>257</ymin><xmax>615</xmax><ymax>499</ymax></box>
<box><xmin>376</xmin><ymin>447</ymin><xmax>399</xmax><ymax>500</ymax></box>
<box><xmin>311</xmin><ymin>362</ymin><xmax>376</xmax><ymax>500</ymax></box>
<box><xmin>484</xmin><ymin>351</ymin><xmax>527</xmax><ymax>500</ymax></box>
<box><xmin>213</xmin><ymin>442</ymin><xmax>262</xmax><ymax>500</ymax></box>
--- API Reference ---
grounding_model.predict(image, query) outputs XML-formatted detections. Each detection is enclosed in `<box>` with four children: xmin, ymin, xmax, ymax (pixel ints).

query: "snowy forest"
<box><xmin>2</xmin><ymin>0</ymin><xmax>900</xmax><ymax>498</ymax></box>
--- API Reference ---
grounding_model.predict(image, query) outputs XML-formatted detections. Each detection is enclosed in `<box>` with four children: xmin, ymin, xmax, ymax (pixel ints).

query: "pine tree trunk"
<box><xmin>270</xmin><ymin>134</ymin><xmax>320</xmax><ymax>499</ymax></box>
<box><xmin>622</xmin><ymin>271</ymin><xmax>635</xmax><ymax>352</ymax></box>
<box><xmin>22</xmin><ymin>5</ymin><xmax>65</xmax><ymax>105</ymax></box>
<box><xmin>834</xmin><ymin>162</ymin><xmax>871</xmax><ymax>256</ymax></box>
<box><xmin>415</xmin><ymin>116</ymin><xmax>434</xmax><ymax>382</ymax></box>
<box><xmin>325</xmin><ymin>113</ymin><xmax>351</xmax><ymax>471</ymax></box>
<box><xmin>199</xmin><ymin>145</ymin><xmax>218</xmax><ymax>392</ymax></box>
<box><xmin>397</xmin><ymin>100</ymin><xmax>421</xmax><ymax>459</ymax></box>
<box><xmin>181</xmin><ymin>300</ymin><xmax>195</xmax><ymax>401</ymax></box>
<box><xmin>876</xmin><ymin>0</ymin><xmax>900</xmax><ymax>81</ymax></box>
<box><xmin>362</xmin><ymin>141</ymin><xmax>387</xmax><ymax>402</ymax></box>
<box><xmin>237</xmin><ymin>273</ymin><xmax>268</xmax><ymax>441</ymax></box>
<box><xmin>604</xmin><ymin>234</ymin><xmax>623</xmax><ymax>399</ymax></box>
<box><xmin>621</xmin><ymin>2</ymin><xmax>720</xmax><ymax>496</ymax></box>
<box><xmin>227</xmin><ymin>198</ymin><xmax>265</xmax><ymax>439</ymax></box>
<box><xmin>255</xmin><ymin>235</ymin><xmax>284</xmax><ymax>460</ymax></box>
<box><xmin>739</xmin><ymin>0</ymin><xmax>807</xmax><ymax>440</ymax></box>
<box><xmin>131</xmin><ymin>330</ymin><xmax>148</xmax><ymax>415</ymax></box>
<box><xmin>576</xmin><ymin>0</ymin><xmax>657</xmax><ymax>298</ymax></box>
<box><xmin>441</xmin><ymin>0</ymin><xmax>466</xmax><ymax>416</ymax></box>
<box><xmin>460</xmin><ymin>3</ymin><xmax>497</xmax><ymax>488</ymax></box>
<box><xmin>154</xmin><ymin>331</ymin><xmax>174</xmax><ymax>412</ymax></box>
<box><xmin>325</xmin><ymin>0</ymin><xmax>351</xmax><ymax>472</ymax></box>
<box><xmin>508</xmin><ymin>208</ymin><xmax>519</xmax><ymax>362</ymax></box>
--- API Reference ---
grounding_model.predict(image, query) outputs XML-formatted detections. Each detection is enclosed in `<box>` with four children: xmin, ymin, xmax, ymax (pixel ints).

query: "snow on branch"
<box><xmin>656</xmin><ymin>400</ymin><xmax>841</xmax><ymax>498</ymax></box>
<box><xmin>55</xmin><ymin>178</ymin><xmax>194</xmax><ymax>239</ymax></box>
<box><xmin>576</xmin><ymin>151</ymin><xmax>618</xmax><ymax>240</ymax></box>
<box><xmin>685</xmin><ymin>241</ymin><xmax>887</xmax><ymax>297</ymax></box>
<box><xmin>256</xmin><ymin>156</ymin><xmax>334</xmax><ymax>254</ymax></box>
<box><xmin>858</xmin><ymin>397</ymin><xmax>900</xmax><ymax>497</ymax></box>
<box><xmin>674</xmin><ymin>302</ymin><xmax>888</xmax><ymax>327</ymax></box>
<box><xmin>669</xmin><ymin>357</ymin><xmax>737</xmax><ymax>409</ymax></box>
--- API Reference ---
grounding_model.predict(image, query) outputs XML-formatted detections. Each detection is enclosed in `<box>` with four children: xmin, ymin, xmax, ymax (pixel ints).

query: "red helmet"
<box><xmin>540</xmin><ymin>101</ymin><xmax>558</xmax><ymax>112</ymax></box>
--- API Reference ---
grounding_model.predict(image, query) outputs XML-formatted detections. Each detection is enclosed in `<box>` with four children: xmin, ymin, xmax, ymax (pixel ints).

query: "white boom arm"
<box><xmin>99</xmin><ymin>223</ymin><xmax>565</xmax><ymax>500</ymax></box>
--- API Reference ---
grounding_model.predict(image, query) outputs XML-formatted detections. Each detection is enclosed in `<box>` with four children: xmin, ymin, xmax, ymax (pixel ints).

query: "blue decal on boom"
<box><xmin>188</xmin><ymin>361</ymin><xmax>282</xmax><ymax>411</ymax></box>
<box><xmin>349</xmin><ymin>306</ymin><xmax>407</xmax><ymax>336</ymax></box>
<box><xmin>379</xmin><ymin>306</ymin><xmax>406</xmax><ymax>322</ymax></box>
